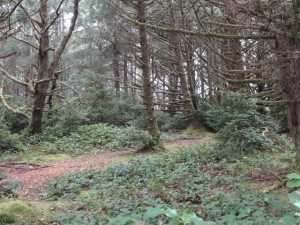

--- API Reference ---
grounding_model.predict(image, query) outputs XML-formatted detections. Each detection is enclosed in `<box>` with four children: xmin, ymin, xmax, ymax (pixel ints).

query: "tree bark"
<box><xmin>167</xmin><ymin>0</ymin><xmax>206</xmax><ymax>130</ymax></box>
<box><xmin>276</xmin><ymin>37</ymin><xmax>300</xmax><ymax>170</ymax></box>
<box><xmin>28</xmin><ymin>0</ymin><xmax>79</xmax><ymax>135</ymax></box>
<box><xmin>28</xmin><ymin>0</ymin><xmax>50</xmax><ymax>134</ymax></box>
<box><xmin>137</xmin><ymin>0</ymin><xmax>164</xmax><ymax>150</ymax></box>
<box><xmin>112</xmin><ymin>43</ymin><xmax>121</xmax><ymax>98</ymax></box>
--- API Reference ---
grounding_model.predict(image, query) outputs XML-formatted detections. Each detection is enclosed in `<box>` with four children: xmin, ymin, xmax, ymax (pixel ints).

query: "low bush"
<box><xmin>156</xmin><ymin>112</ymin><xmax>189</xmax><ymax>132</ymax></box>
<box><xmin>35</xmin><ymin>123</ymin><xmax>153</xmax><ymax>154</ymax></box>
<box><xmin>0</xmin><ymin>172</ymin><xmax>19</xmax><ymax>198</ymax></box>
<box><xmin>0</xmin><ymin>121</ymin><xmax>23</xmax><ymax>153</ymax></box>
<box><xmin>88</xmin><ymin>99</ymin><xmax>146</xmax><ymax>127</ymax></box>
<box><xmin>43</xmin><ymin>100</ymin><xmax>90</xmax><ymax>138</ymax></box>
<box><xmin>197</xmin><ymin>92</ymin><xmax>278</xmax><ymax>157</ymax></box>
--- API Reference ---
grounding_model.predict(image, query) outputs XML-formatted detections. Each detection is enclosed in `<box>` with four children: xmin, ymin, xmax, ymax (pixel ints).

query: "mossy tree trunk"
<box><xmin>28</xmin><ymin>0</ymin><xmax>50</xmax><ymax>134</ymax></box>
<box><xmin>276</xmin><ymin>37</ymin><xmax>300</xmax><ymax>171</ymax></box>
<box><xmin>167</xmin><ymin>0</ymin><xmax>205</xmax><ymax>130</ymax></box>
<box><xmin>28</xmin><ymin>0</ymin><xmax>79</xmax><ymax>135</ymax></box>
<box><xmin>137</xmin><ymin>0</ymin><xmax>165</xmax><ymax>150</ymax></box>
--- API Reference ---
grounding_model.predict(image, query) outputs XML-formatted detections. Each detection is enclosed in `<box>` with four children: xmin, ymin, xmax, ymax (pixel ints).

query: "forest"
<box><xmin>1</xmin><ymin>0</ymin><xmax>300</xmax><ymax>224</ymax></box>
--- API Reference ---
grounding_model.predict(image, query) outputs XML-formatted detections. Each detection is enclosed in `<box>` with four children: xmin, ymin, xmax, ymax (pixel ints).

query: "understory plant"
<box><xmin>44</xmin><ymin>145</ymin><xmax>297</xmax><ymax>224</ymax></box>
<box><xmin>0</xmin><ymin>118</ymin><xmax>23</xmax><ymax>153</ymax></box>
<box><xmin>30</xmin><ymin>123</ymin><xmax>153</xmax><ymax>154</ymax></box>
<box><xmin>0</xmin><ymin>172</ymin><xmax>19</xmax><ymax>198</ymax></box>
<box><xmin>198</xmin><ymin>92</ymin><xmax>279</xmax><ymax>158</ymax></box>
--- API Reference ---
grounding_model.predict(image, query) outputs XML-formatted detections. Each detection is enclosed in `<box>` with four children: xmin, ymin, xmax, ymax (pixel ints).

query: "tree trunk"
<box><xmin>137</xmin><ymin>0</ymin><xmax>164</xmax><ymax>150</ymax></box>
<box><xmin>276</xmin><ymin>37</ymin><xmax>300</xmax><ymax>170</ymax></box>
<box><xmin>123</xmin><ymin>54</ymin><xmax>128</xmax><ymax>98</ymax></box>
<box><xmin>28</xmin><ymin>0</ymin><xmax>50</xmax><ymax>135</ymax></box>
<box><xmin>112</xmin><ymin>43</ymin><xmax>121</xmax><ymax>98</ymax></box>
<box><xmin>28</xmin><ymin>0</ymin><xmax>79</xmax><ymax>135</ymax></box>
<box><xmin>168</xmin><ymin>0</ymin><xmax>194</xmax><ymax>116</ymax></box>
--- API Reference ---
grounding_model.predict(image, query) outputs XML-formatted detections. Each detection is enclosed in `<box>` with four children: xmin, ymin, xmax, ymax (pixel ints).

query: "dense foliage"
<box><xmin>197</xmin><ymin>93</ymin><xmax>286</xmax><ymax>158</ymax></box>
<box><xmin>28</xmin><ymin>123</ymin><xmax>153</xmax><ymax>155</ymax></box>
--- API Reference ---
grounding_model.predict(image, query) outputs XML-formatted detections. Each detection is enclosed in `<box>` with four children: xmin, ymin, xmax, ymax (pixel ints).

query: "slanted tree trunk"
<box><xmin>137</xmin><ymin>0</ymin><xmax>164</xmax><ymax>150</ymax></box>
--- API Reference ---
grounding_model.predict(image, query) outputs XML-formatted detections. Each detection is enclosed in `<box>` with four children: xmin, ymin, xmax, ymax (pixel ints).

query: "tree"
<box><xmin>133</xmin><ymin>0</ymin><xmax>164</xmax><ymax>150</ymax></box>
<box><xmin>0</xmin><ymin>0</ymin><xmax>79</xmax><ymax>135</ymax></box>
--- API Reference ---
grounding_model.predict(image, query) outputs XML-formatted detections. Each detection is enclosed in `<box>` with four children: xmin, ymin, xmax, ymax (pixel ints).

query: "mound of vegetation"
<box><xmin>43</xmin><ymin>145</ymin><xmax>298</xmax><ymax>224</ymax></box>
<box><xmin>28</xmin><ymin>123</ymin><xmax>154</xmax><ymax>155</ymax></box>
<box><xmin>197</xmin><ymin>92</ymin><xmax>292</xmax><ymax>158</ymax></box>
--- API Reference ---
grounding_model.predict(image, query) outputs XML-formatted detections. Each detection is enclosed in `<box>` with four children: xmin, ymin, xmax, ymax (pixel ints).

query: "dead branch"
<box><xmin>0</xmin><ymin>79</ymin><xmax>29</xmax><ymax>120</ymax></box>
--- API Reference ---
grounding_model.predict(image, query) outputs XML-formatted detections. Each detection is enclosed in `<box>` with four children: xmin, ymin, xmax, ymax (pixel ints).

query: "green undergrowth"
<box><xmin>0</xmin><ymin>200</ymin><xmax>68</xmax><ymax>225</ymax></box>
<box><xmin>26</xmin><ymin>123</ymin><xmax>153</xmax><ymax>155</ymax></box>
<box><xmin>41</xmin><ymin>145</ymin><xmax>298</xmax><ymax>225</ymax></box>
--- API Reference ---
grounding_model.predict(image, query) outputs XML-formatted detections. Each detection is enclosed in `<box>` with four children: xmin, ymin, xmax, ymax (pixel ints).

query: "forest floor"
<box><xmin>0</xmin><ymin>135</ymin><xmax>210</xmax><ymax>199</ymax></box>
<box><xmin>0</xmin><ymin>132</ymin><xmax>296</xmax><ymax>225</ymax></box>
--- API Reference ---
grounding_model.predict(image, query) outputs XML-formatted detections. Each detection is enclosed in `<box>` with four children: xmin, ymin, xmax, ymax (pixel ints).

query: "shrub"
<box><xmin>35</xmin><ymin>124</ymin><xmax>154</xmax><ymax>154</ymax></box>
<box><xmin>43</xmin><ymin>100</ymin><xmax>90</xmax><ymax>138</ymax></box>
<box><xmin>88</xmin><ymin>99</ymin><xmax>145</xmax><ymax>127</ymax></box>
<box><xmin>0</xmin><ymin>120</ymin><xmax>23</xmax><ymax>153</ymax></box>
<box><xmin>156</xmin><ymin>112</ymin><xmax>189</xmax><ymax>132</ymax></box>
<box><xmin>0</xmin><ymin>172</ymin><xmax>19</xmax><ymax>198</ymax></box>
<box><xmin>197</xmin><ymin>92</ymin><xmax>277</xmax><ymax>157</ymax></box>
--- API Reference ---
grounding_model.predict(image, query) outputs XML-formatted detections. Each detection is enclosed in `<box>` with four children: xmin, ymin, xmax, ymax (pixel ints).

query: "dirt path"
<box><xmin>0</xmin><ymin>137</ymin><xmax>207</xmax><ymax>198</ymax></box>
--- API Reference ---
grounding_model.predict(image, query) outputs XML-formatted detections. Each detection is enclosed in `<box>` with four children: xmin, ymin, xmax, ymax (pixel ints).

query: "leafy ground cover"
<box><xmin>41</xmin><ymin>143</ymin><xmax>298</xmax><ymax>225</ymax></box>
<box><xmin>0</xmin><ymin>122</ymin><xmax>298</xmax><ymax>225</ymax></box>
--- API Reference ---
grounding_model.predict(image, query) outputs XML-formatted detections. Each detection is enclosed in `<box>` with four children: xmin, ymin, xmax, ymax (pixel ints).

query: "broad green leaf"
<box><xmin>287</xmin><ymin>173</ymin><xmax>300</xmax><ymax>180</ymax></box>
<box><xmin>165</xmin><ymin>208</ymin><xmax>178</xmax><ymax>218</ymax></box>
<box><xmin>181</xmin><ymin>212</ymin><xmax>193</xmax><ymax>224</ymax></box>
<box><xmin>143</xmin><ymin>207</ymin><xmax>166</xmax><ymax>220</ymax></box>
<box><xmin>288</xmin><ymin>192</ymin><xmax>300</xmax><ymax>208</ymax></box>
<box><xmin>282</xmin><ymin>215</ymin><xmax>298</xmax><ymax>225</ymax></box>
<box><xmin>287</xmin><ymin>180</ymin><xmax>300</xmax><ymax>188</ymax></box>
<box><xmin>108</xmin><ymin>215</ymin><xmax>133</xmax><ymax>225</ymax></box>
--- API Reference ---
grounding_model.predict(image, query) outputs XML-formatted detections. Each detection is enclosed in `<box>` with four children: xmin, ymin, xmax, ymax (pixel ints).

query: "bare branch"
<box><xmin>59</xmin><ymin>82</ymin><xmax>84</xmax><ymax>104</ymax></box>
<box><xmin>0</xmin><ymin>79</ymin><xmax>29</xmax><ymax>120</ymax></box>
<box><xmin>0</xmin><ymin>67</ymin><xmax>29</xmax><ymax>88</ymax></box>
<box><xmin>119</xmin><ymin>13</ymin><xmax>275</xmax><ymax>40</ymax></box>
<box><xmin>49</xmin><ymin>0</ymin><xmax>80</xmax><ymax>70</ymax></box>
<box><xmin>0</xmin><ymin>52</ymin><xmax>17</xmax><ymax>59</ymax></box>
<box><xmin>12</xmin><ymin>36</ymin><xmax>39</xmax><ymax>49</ymax></box>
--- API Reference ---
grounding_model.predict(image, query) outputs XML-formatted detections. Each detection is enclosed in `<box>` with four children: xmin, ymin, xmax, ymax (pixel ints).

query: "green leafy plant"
<box><xmin>0</xmin><ymin>172</ymin><xmax>19</xmax><ymax>198</ymax></box>
<box><xmin>109</xmin><ymin>207</ymin><xmax>215</xmax><ymax>225</ymax></box>
<box><xmin>287</xmin><ymin>173</ymin><xmax>300</xmax><ymax>217</ymax></box>
<box><xmin>198</xmin><ymin>92</ymin><xmax>277</xmax><ymax>158</ymax></box>
<box><xmin>29</xmin><ymin>123</ymin><xmax>153</xmax><ymax>154</ymax></box>
<box><xmin>0</xmin><ymin>120</ymin><xmax>23</xmax><ymax>152</ymax></box>
<box><xmin>44</xmin><ymin>145</ymin><xmax>295</xmax><ymax>225</ymax></box>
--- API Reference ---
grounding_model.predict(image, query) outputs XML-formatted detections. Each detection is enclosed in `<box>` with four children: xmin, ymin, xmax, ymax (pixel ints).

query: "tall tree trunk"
<box><xmin>28</xmin><ymin>0</ymin><xmax>50</xmax><ymax>134</ymax></box>
<box><xmin>137</xmin><ymin>0</ymin><xmax>164</xmax><ymax>150</ymax></box>
<box><xmin>112</xmin><ymin>43</ymin><xmax>121</xmax><ymax>98</ymax></box>
<box><xmin>123</xmin><ymin>54</ymin><xmax>128</xmax><ymax>98</ymax></box>
<box><xmin>28</xmin><ymin>0</ymin><xmax>79</xmax><ymax>135</ymax></box>
<box><xmin>276</xmin><ymin>37</ymin><xmax>300</xmax><ymax>170</ymax></box>
<box><xmin>167</xmin><ymin>0</ymin><xmax>195</xmax><ymax>117</ymax></box>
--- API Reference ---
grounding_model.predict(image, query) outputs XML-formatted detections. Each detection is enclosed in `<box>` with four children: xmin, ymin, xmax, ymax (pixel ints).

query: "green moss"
<box><xmin>0</xmin><ymin>200</ymin><xmax>67</xmax><ymax>224</ymax></box>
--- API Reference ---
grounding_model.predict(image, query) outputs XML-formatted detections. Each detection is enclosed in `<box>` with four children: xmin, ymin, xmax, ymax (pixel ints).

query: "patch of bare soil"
<box><xmin>0</xmin><ymin>137</ymin><xmax>206</xmax><ymax>198</ymax></box>
<box><xmin>0</xmin><ymin>150</ymin><xmax>132</xmax><ymax>198</ymax></box>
